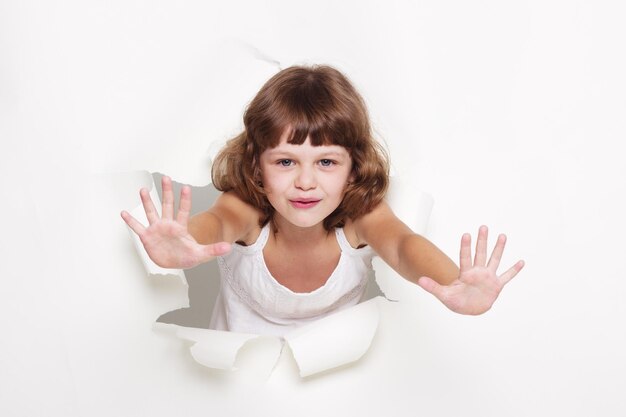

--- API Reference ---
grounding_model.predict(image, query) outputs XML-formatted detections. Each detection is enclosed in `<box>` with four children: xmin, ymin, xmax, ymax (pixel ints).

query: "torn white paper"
<box><xmin>386</xmin><ymin>175</ymin><xmax>434</xmax><ymax>234</ymax></box>
<box><xmin>153</xmin><ymin>322</ymin><xmax>283</xmax><ymax>372</ymax></box>
<box><xmin>284</xmin><ymin>296</ymin><xmax>382</xmax><ymax>377</ymax></box>
<box><xmin>154</xmin><ymin>297</ymin><xmax>383</xmax><ymax>378</ymax></box>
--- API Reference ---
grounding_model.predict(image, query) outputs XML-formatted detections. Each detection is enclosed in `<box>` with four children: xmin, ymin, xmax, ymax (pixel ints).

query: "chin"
<box><xmin>274</xmin><ymin>211</ymin><xmax>328</xmax><ymax>230</ymax></box>
<box><xmin>287</xmin><ymin>218</ymin><xmax>325</xmax><ymax>229</ymax></box>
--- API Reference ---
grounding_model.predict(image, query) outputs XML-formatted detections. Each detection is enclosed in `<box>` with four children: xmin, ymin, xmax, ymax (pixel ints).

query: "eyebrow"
<box><xmin>265</xmin><ymin>149</ymin><xmax>349</xmax><ymax>159</ymax></box>
<box><xmin>317</xmin><ymin>151</ymin><xmax>348</xmax><ymax>159</ymax></box>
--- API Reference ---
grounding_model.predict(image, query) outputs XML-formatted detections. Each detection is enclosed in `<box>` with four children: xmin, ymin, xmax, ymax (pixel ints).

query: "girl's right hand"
<box><xmin>120</xmin><ymin>176</ymin><xmax>231</xmax><ymax>269</ymax></box>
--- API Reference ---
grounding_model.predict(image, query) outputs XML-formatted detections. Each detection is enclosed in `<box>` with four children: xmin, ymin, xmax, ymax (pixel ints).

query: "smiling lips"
<box><xmin>289</xmin><ymin>198</ymin><xmax>321</xmax><ymax>209</ymax></box>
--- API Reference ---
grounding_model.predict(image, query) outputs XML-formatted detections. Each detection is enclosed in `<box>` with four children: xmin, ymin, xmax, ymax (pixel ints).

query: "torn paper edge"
<box><xmin>283</xmin><ymin>296</ymin><xmax>382</xmax><ymax>377</ymax></box>
<box><xmin>386</xmin><ymin>175</ymin><xmax>434</xmax><ymax>235</ymax></box>
<box><xmin>152</xmin><ymin>296</ymin><xmax>384</xmax><ymax>378</ymax></box>
<box><xmin>153</xmin><ymin>322</ymin><xmax>283</xmax><ymax>371</ymax></box>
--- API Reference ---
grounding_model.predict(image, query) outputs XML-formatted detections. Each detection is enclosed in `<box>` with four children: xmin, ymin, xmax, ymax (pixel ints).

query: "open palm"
<box><xmin>120</xmin><ymin>176</ymin><xmax>230</xmax><ymax>269</ymax></box>
<box><xmin>417</xmin><ymin>226</ymin><xmax>524</xmax><ymax>315</ymax></box>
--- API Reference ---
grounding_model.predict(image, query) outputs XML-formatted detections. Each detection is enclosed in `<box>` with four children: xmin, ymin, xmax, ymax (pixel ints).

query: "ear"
<box><xmin>348</xmin><ymin>168</ymin><xmax>356</xmax><ymax>184</ymax></box>
<box><xmin>253</xmin><ymin>163</ymin><xmax>264</xmax><ymax>186</ymax></box>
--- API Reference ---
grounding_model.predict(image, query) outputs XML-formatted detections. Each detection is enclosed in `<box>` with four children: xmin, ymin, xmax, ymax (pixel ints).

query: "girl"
<box><xmin>121</xmin><ymin>65</ymin><xmax>524</xmax><ymax>337</ymax></box>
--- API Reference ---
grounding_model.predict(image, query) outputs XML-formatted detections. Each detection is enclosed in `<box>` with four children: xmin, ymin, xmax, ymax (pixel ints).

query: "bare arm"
<box><xmin>354</xmin><ymin>201</ymin><xmax>524</xmax><ymax>315</ymax></box>
<box><xmin>188</xmin><ymin>191</ymin><xmax>261</xmax><ymax>245</ymax></box>
<box><xmin>353</xmin><ymin>201</ymin><xmax>459</xmax><ymax>286</ymax></box>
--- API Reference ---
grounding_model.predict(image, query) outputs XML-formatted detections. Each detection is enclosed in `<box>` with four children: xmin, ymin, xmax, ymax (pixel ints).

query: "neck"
<box><xmin>271</xmin><ymin>216</ymin><xmax>331</xmax><ymax>246</ymax></box>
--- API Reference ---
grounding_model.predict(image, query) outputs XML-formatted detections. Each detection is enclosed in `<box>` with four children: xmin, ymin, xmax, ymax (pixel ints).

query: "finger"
<box><xmin>176</xmin><ymin>185</ymin><xmax>192</xmax><ymax>225</ymax></box>
<box><xmin>120</xmin><ymin>210</ymin><xmax>146</xmax><ymax>236</ymax></box>
<box><xmin>161</xmin><ymin>176</ymin><xmax>174</xmax><ymax>220</ymax></box>
<box><xmin>487</xmin><ymin>233</ymin><xmax>506</xmax><ymax>272</ymax></box>
<box><xmin>199</xmin><ymin>242</ymin><xmax>232</xmax><ymax>261</ymax></box>
<box><xmin>460</xmin><ymin>233</ymin><xmax>472</xmax><ymax>271</ymax></box>
<box><xmin>140</xmin><ymin>188</ymin><xmax>159</xmax><ymax>224</ymax></box>
<box><xmin>417</xmin><ymin>276</ymin><xmax>446</xmax><ymax>300</ymax></box>
<box><xmin>498</xmin><ymin>260</ymin><xmax>525</xmax><ymax>285</ymax></box>
<box><xmin>474</xmin><ymin>225</ymin><xmax>488</xmax><ymax>266</ymax></box>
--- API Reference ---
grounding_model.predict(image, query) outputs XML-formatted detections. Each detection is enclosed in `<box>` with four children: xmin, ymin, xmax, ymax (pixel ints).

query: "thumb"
<box><xmin>417</xmin><ymin>276</ymin><xmax>445</xmax><ymax>299</ymax></box>
<box><xmin>201</xmin><ymin>242</ymin><xmax>232</xmax><ymax>259</ymax></box>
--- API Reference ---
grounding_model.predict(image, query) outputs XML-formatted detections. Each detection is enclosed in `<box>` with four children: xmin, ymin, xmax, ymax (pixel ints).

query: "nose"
<box><xmin>295</xmin><ymin>166</ymin><xmax>317</xmax><ymax>190</ymax></box>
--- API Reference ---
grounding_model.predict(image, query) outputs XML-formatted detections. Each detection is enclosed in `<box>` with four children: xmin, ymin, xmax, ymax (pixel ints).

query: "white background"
<box><xmin>1</xmin><ymin>0</ymin><xmax>625</xmax><ymax>416</ymax></box>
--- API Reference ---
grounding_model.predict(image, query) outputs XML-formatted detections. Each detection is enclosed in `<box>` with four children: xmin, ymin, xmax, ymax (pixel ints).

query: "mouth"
<box><xmin>289</xmin><ymin>199</ymin><xmax>321</xmax><ymax>209</ymax></box>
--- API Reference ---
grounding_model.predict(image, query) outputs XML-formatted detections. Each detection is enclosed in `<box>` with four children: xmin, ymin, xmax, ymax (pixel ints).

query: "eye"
<box><xmin>319</xmin><ymin>159</ymin><xmax>335</xmax><ymax>167</ymax></box>
<box><xmin>278</xmin><ymin>159</ymin><xmax>293</xmax><ymax>167</ymax></box>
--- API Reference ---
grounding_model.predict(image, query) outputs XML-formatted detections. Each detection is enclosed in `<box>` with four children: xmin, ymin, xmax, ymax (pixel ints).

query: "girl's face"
<box><xmin>259</xmin><ymin>132</ymin><xmax>353</xmax><ymax>230</ymax></box>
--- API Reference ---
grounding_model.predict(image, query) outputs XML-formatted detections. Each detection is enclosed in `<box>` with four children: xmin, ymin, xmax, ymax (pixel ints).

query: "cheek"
<box><xmin>261</xmin><ymin>170</ymin><xmax>288</xmax><ymax>194</ymax></box>
<box><xmin>323</xmin><ymin>176</ymin><xmax>351</xmax><ymax>197</ymax></box>
<box><xmin>259</xmin><ymin>164</ymin><xmax>274</xmax><ymax>187</ymax></box>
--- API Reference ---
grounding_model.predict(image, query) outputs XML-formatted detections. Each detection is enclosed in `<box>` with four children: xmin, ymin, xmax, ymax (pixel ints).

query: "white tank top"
<box><xmin>210</xmin><ymin>224</ymin><xmax>376</xmax><ymax>337</ymax></box>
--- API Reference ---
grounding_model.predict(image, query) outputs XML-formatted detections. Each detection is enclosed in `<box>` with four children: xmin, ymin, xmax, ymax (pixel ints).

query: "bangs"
<box><xmin>281</xmin><ymin>113</ymin><xmax>360</xmax><ymax>150</ymax></box>
<box><xmin>245</xmin><ymin>66</ymin><xmax>367</xmax><ymax>153</ymax></box>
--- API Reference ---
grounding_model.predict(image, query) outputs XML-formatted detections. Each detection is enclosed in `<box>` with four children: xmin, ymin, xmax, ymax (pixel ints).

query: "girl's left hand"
<box><xmin>417</xmin><ymin>226</ymin><xmax>524</xmax><ymax>315</ymax></box>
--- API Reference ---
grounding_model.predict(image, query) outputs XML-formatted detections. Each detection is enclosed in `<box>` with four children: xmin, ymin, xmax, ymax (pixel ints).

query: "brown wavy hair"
<box><xmin>211</xmin><ymin>65</ymin><xmax>389</xmax><ymax>230</ymax></box>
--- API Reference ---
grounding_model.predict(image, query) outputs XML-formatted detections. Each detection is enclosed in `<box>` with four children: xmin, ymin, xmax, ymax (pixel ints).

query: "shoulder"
<box><xmin>211</xmin><ymin>191</ymin><xmax>263</xmax><ymax>244</ymax></box>
<box><xmin>344</xmin><ymin>201</ymin><xmax>408</xmax><ymax>248</ymax></box>
<box><xmin>351</xmin><ymin>201</ymin><xmax>414</xmax><ymax>247</ymax></box>
<box><xmin>340</xmin><ymin>221</ymin><xmax>363</xmax><ymax>249</ymax></box>
<box><xmin>213</xmin><ymin>191</ymin><xmax>259</xmax><ymax>213</ymax></box>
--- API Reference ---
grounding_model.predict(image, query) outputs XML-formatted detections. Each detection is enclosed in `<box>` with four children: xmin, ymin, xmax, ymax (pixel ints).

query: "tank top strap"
<box><xmin>230</xmin><ymin>223</ymin><xmax>270</xmax><ymax>254</ymax></box>
<box><xmin>334</xmin><ymin>227</ymin><xmax>374</xmax><ymax>257</ymax></box>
